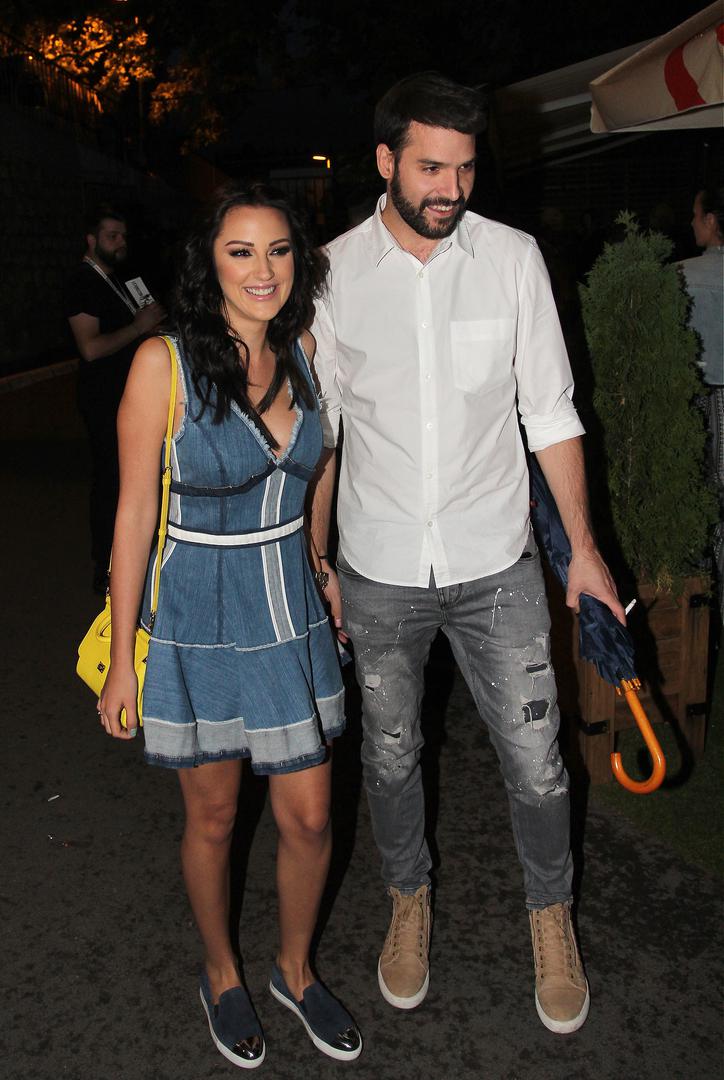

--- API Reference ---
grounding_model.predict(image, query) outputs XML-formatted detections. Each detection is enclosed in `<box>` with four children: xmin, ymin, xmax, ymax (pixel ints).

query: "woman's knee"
<box><xmin>185</xmin><ymin>796</ymin><xmax>238</xmax><ymax>845</ymax></box>
<box><xmin>276</xmin><ymin>800</ymin><xmax>330</xmax><ymax>844</ymax></box>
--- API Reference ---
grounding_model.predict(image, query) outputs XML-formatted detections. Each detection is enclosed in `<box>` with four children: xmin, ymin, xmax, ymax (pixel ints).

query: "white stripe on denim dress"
<box><xmin>260</xmin><ymin>471</ymin><xmax>296</xmax><ymax>642</ymax></box>
<box><xmin>166</xmin><ymin>515</ymin><xmax>303</xmax><ymax>546</ymax></box>
<box><xmin>149</xmin><ymin>614</ymin><xmax>332</xmax><ymax>651</ymax></box>
<box><xmin>147</xmin><ymin>438</ymin><xmax>181</xmax><ymax>608</ymax></box>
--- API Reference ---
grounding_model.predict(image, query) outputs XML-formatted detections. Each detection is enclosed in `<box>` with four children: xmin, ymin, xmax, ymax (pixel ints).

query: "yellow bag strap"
<box><xmin>148</xmin><ymin>335</ymin><xmax>180</xmax><ymax>628</ymax></box>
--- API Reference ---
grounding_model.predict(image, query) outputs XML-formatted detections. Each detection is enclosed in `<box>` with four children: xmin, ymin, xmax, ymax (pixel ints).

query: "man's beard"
<box><xmin>94</xmin><ymin>240</ymin><xmax>127</xmax><ymax>269</ymax></box>
<box><xmin>389</xmin><ymin>170</ymin><xmax>466</xmax><ymax>240</ymax></box>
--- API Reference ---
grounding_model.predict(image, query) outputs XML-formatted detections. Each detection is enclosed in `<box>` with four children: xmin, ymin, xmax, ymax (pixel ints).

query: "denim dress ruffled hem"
<box><xmin>139</xmin><ymin>335</ymin><xmax>345</xmax><ymax>774</ymax></box>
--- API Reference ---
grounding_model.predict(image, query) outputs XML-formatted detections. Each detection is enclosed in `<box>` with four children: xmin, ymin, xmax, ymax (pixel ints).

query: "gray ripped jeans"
<box><xmin>337</xmin><ymin>532</ymin><xmax>573</xmax><ymax>910</ymax></box>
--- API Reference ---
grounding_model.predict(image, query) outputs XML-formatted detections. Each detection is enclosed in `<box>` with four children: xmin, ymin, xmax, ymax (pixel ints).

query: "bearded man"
<box><xmin>65</xmin><ymin>205</ymin><xmax>165</xmax><ymax>591</ymax></box>
<box><xmin>310</xmin><ymin>72</ymin><xmax>625</xmax><ymax>1034</ymax></box>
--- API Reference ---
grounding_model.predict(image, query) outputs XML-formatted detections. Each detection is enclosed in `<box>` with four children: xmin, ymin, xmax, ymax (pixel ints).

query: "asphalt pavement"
<box><xmin>1</xmin><ymin>434</ymin><xmax>721</xmax><ymax>1080</ymax></box>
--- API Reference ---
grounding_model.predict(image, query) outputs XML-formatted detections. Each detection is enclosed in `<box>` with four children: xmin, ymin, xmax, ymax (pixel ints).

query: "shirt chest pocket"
<box><xmin>450</xmin><ymin>318</ymin><xmax>515</xmax><ymax>394</ymax></box>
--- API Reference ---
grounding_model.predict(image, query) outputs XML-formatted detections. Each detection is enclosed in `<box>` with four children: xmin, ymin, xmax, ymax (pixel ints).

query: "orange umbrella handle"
<box><xmin>610</xmin><ymin>684</ymin><xmax>666</xmax><ymax>794</ymax></box>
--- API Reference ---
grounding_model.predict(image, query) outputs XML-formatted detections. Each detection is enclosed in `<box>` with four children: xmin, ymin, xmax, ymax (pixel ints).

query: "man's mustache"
<box><xmin>420</xmin><ymin>196</ymin><xmax>465</xmax><ymax>211</ymax></box>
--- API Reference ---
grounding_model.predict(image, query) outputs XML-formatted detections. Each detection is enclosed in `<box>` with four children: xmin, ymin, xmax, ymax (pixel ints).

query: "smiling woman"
<box><xmin>214</xmin><ymin>207</ymin><xmax>294</xmax><ymax>332</ymax></box>
<box><xmin>212</xmin><ymin>205</ymin><xmax>300</xmax><ymax>452</ymax></box>
<box><xmin>94</xmin><ymin>182</ymin><xmax>362</xmax><ymax>1068</ymax></box>
<box><xmin>175</xmin><ymin>183</ymin><xmax>324</xmax><ymax>447</ymax></box>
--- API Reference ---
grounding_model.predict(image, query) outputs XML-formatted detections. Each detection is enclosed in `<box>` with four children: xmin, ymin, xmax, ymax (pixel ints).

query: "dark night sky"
<box><xmin>206</xmin><ymin>0</ymin><xmax>714</xmax><ymax>170</ymax></box>
<box><xmin>3</xmin><ymin>0</ymin><xmax>713</xmax><ymax>168</ymax></box>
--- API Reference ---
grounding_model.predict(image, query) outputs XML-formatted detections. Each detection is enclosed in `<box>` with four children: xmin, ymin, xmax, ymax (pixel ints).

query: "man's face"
<box><xmin>90</xmin><ymin>217</ymin><xmax>128</xmax><ymax>269</ymax></box>
<box><xmin>381</xmin><ymin>122</ymin><xmax>476</xmax><ymax>241</ymax></box>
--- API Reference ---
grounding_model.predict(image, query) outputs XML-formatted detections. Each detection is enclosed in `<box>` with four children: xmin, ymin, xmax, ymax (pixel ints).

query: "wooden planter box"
<box><xmin>547</xmin><ymin>573</ymin><xmax>711</xmax><ymax>784</ymax></box>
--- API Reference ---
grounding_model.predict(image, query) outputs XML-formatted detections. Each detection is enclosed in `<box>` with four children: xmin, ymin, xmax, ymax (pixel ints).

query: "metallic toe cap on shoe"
<box><xmin>233</xmin><ymin>1035</ymin><xmax>264</xmax><ymax>1061</ymax></box>
<box><xmin>332</xmin><ymin>1026</ymin><xmax>361</xmax><ymax>1052</ymax></box>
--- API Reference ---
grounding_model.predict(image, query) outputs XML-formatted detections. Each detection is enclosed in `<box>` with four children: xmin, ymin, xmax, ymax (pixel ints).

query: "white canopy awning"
<box><xmin>492</xmin><ymin>5</ymin><xmax>723</xmax><ymax>174</ymax></box>
<box><xmin>590</xmin><ymin>3</ymin><xmax>724</xmax><ymax>132</ymax></box>
<box><xmin>493</xmin><ymin>43</ymin><xmax>649</xmax><ymax>173</ymax></box>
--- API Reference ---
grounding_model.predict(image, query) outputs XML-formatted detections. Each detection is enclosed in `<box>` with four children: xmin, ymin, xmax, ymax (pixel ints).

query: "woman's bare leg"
<box><xmin>268</xmin><ymin>755</ymin><xmax>333</xmax><ymax>1001</ymax></box>
<box><xmin>178</xmin><ymin>759</ymin><xmax>242</xmax><ymax>1002</ymax></box>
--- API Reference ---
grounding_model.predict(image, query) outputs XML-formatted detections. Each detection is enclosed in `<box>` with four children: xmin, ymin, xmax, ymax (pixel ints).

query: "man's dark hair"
<box><xmin>173</xmin><ymin>180</ymin><xmax>327</xmax><ymax>441</ymax></box>
<box><xmin>374</xmin><ymin>71</ymin><xmax>486</xmax><ymax>153</ymax></box>
<box><xmin>85</xmin><ymin>203</ymin><xmax>126</xmax><ymax>235</ymax></box>
<box><xmin>699</xmin><ymin>185</ymin><xmax>724</xmax><ymax>239</ymax></box>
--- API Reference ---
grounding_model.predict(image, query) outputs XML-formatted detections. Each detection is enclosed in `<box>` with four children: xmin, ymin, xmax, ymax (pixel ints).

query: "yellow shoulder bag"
<box><xmin>76</xmin><ymin>335</ymin><xmax>179</xmax><ymax>727</ymax></box>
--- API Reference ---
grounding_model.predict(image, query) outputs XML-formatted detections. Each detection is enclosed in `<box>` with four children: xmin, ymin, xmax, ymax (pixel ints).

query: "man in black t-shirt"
<box><xmin>65</xmin><ymin>205</ymin><xmax>165</xmax><ymax>592</ymax></box>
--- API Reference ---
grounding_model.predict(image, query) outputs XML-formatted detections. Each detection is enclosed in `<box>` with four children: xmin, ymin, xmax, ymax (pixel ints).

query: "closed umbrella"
<box><xmin>529</xmin><ymin>458</ymin><xmax>666</xmax><ymax>793</ymax></box>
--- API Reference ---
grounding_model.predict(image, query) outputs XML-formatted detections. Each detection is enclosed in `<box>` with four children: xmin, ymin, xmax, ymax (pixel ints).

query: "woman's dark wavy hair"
<box><xmin>173</xmin><ymin>181</ymin><xmax>328</xmax><ymax>444</ymax></box>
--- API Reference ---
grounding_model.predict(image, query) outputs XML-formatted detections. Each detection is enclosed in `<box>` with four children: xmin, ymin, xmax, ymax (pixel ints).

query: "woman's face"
<box><xmin>213</xmin><ymin>205</ymin><xmax>295</xmax><ymax>334</ymax></box>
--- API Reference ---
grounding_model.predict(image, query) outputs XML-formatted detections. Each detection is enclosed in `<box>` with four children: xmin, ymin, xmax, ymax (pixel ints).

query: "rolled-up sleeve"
<box><xmin>515</xmin><ymin>241</ymin><xmax>585</xmax><ymax>452</ymax></box>
<box><xmin>310</xmin><ymin>290</ymin><xmax>341</xmax><ymax>448</ymax></box>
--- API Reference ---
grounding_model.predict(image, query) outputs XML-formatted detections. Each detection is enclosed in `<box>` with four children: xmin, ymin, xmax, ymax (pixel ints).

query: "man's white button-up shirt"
<box><xmin>311</xmin><ymin>196</ymin><xmax>585</xmax><ymax>588</ymax></box>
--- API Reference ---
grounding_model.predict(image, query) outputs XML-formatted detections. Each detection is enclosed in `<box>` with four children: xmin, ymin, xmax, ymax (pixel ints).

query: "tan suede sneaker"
<box><xmin>378</xmin><ymin>884</ymin><xmax>431</xmax><ymax>1009</ymax></box>
<box><xmin>529</xmin><ymin>902</ymin><xmax>590</xmax><ymax>1034</ymax></box>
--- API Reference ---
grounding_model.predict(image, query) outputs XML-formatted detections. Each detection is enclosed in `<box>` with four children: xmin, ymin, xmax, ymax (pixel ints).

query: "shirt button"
<box><xmin>418</xmin><ymin>270</ymin><xmax>424</xmax><ymax>279</ymax></box>
<box><xmin>426</xmin><ymin>472</ymin><xmax>433</xmax><ymax>479</ymax></box>
<box><xmin>427</xmin><ymin>520</ymin><xmax>433</xmax><ymax>527</ymax></box>
<box><xmin>425</xmin><ymin>373</ymin><xmax>432</xmax><ymax>381</ymax></box>
<box><xmin>421</xmin><ymin>321</ymin><xmax>428</xmax><ymax>329</ymax></box>
<box><xmin>426</xmin><ymin>421</ymin><xmax>433</xmax><ymax>430</ymax></box>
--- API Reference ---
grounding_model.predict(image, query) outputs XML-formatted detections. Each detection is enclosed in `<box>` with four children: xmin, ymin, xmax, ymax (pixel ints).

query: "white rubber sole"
<box><xmin>377</xmin><ymin>958</ymin><xmax>430</xmax><ymax>1010</ymax></box>
<box><xmin>199</xmin><ymin>987</ymin><xmax>266</xmax><ymax>1069</ymax></box>
<box><xmin>269</xmin><ymin>980</ymin><xmax>362</xmax><ymax>1061</ymax></box>
<box><xmin>535</xmin><ymin>985</ymin><xmax>591</xmax><ymax>1034</ymax></box>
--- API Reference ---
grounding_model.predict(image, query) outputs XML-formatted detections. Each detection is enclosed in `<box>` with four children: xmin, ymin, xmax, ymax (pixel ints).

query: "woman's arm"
<box><xmin>98</xmin><ymin>337</ymin><xmax>174</xmax><ymax>738</ymax></box>
<box><xmin>301</xmin><ymin>328</ymin><xmax>347</xmax><ymax>642</ymax></box>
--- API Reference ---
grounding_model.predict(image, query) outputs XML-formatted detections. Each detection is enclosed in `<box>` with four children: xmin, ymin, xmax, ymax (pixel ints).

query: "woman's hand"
<box><xmin>98</xmin><ymin>665</ymin><xmax>139</xmax><ymax>739</ymax></box>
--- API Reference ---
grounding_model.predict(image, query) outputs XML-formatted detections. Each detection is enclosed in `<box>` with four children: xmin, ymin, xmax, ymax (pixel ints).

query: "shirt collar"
<box><xmin>368</xmin><ymin>193</ymin><xmax>475</xmax><ymax>266</ymax></box>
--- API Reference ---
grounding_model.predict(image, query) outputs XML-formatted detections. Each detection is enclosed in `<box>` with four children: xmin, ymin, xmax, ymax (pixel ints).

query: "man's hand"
<box><xmin>70</xmin><ymin>300</ymin><xmax>167</xmax><ymax>362</ymax></box>
<box><xmin>132</xmin><ymin>300</ymin><xmax>166</xmax><ymax>335</ymax></box>
<box><xmin>535</xmin><ymin>437</ymin><xmax>626</xmax><ymax>626</ymax></box>
<box><xmin>567</xmin><ymin>544</ymin><xmax>626</xmax><ymax>625</ymax></box>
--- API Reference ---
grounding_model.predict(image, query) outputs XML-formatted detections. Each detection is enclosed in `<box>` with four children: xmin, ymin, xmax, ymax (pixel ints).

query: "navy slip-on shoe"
<box><xmin>269</xmin><ymin>964</ymin><xmax>362</xmax><ymax>1061</ymax></box>
<box><xmin>199</xmin><ymin>971</ymin><xmax>265</xmax><ymax>1069</ymax></box>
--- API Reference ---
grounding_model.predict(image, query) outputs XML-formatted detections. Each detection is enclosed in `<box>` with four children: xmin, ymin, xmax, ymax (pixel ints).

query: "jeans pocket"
<box><xmin>518</xmin><ymin>527</ymin><xmax>539</xmax><ymax>562</ymax></box>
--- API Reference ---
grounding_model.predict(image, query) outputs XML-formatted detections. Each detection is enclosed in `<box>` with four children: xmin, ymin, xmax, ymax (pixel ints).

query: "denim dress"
<box><xmin>139</xmin><ymin>336</ymin><xmax>345</xmax><ymax>773</ymax></box>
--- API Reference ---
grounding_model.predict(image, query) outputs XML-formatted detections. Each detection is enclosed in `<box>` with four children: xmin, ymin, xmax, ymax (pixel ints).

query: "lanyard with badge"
<box><xmin>83</xmin><ymin>256</ymin><xmax>139</xmax><ymax>316</ymax></box>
